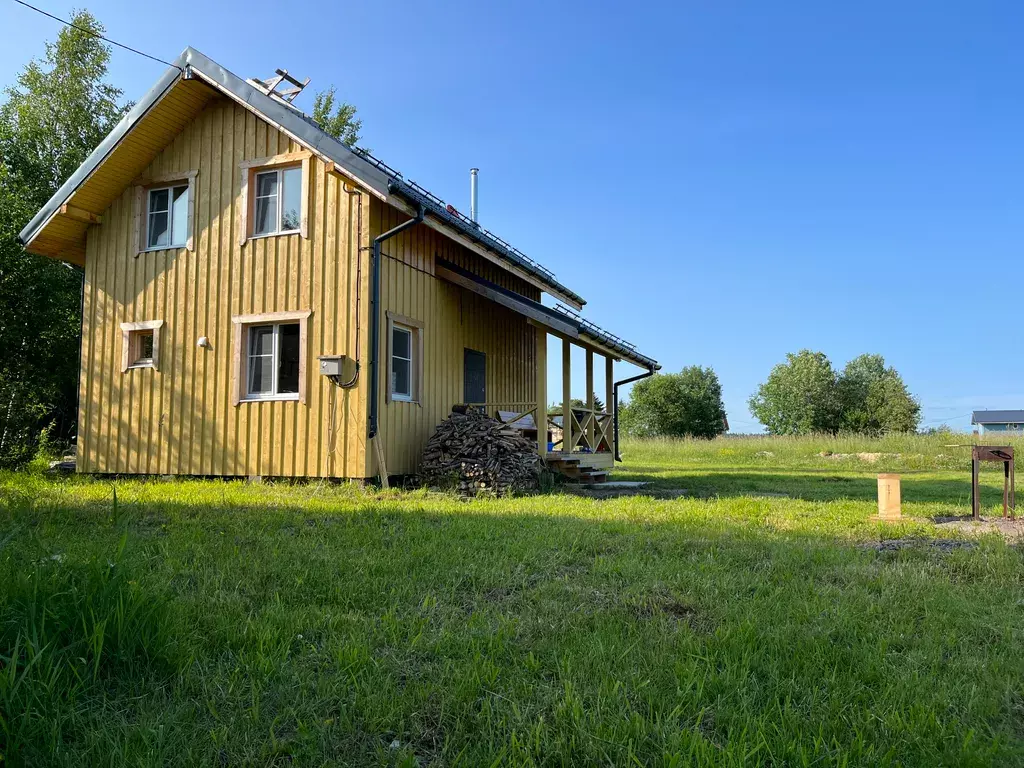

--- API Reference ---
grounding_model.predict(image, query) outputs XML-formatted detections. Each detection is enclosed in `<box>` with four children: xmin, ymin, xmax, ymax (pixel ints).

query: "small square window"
<box><xmin>120</xmin><ymin>321</ymin><xmax>163</xmax><ymax>372</ymax></box>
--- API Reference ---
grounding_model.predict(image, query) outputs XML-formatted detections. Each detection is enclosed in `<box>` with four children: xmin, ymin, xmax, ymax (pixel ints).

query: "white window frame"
<box><xmin>132</xmin><ymin>170</ymin><xmax>198</xmax><ymax>255</ymax></box>
<box><xmin>120</xmin><ymin>320</ymin><xmax>164</xmax><ymax>372</ymax></box>
<box><xmin>145</xmin><ymin>184</ymin><xmax>189</xmax><ymax>249</ymax></box>
<box><xmin>391</xmin><ymin>325</ymin><xmax>414</xmax><ymax>402</ymax></box>
<box><xmin>243</xmin><ymin>323</ymin><xmax>300</xmax><ymax>401</ymax></box>
<box><xmin>238</xmin><ymin>152</ymin><xmax>311</xmax><ymax>246</ymax></box>
<box><xmin>386</xmin><ymin>312</ymin><xmax>424</xmax><ymax>405</ymax></box>
<box><xmin>251</xmin><ymin>167</ymin><xmax>302</xmax><ymax>237</ymax></box>
<box><xmin>231</xmin><ymin>310</ymin><xmax>311</xmax><ymax>405</ymax></box>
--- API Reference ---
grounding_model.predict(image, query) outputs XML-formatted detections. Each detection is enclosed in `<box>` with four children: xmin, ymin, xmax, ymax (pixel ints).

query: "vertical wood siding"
<box><xmin>371</xmin><ymin>200</ymin><xmax>538</xmax><ymax>475</ymax></box>
<box><xmin>77</xmin><ymin>92</ymin><xmax>542</xmax><ymax>479</ymax></box>
<box><xmin>79</xmin><ymin>96</ymin><xmax>368</xmax><ymax>478</ymax></box>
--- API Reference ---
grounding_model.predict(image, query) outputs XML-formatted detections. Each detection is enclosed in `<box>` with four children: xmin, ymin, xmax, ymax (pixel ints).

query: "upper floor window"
<box><xmin>133</xmin><ymin>170</ymin><xmax>197</xmax><ymax>255</ymax></box>
<box><xmin>253</xmin><ymin>166</ymin><xmax>302</xmax><ymax>236</ymax></box>
<box><xmin>147</xmin><ymin>184</ymin><xmax>189</xmax><ymax>249</ymax></box>
<box><xmin>239</xmin><ymin>152</ymin><xmax>311</xmax><ymax>246</ymax></box>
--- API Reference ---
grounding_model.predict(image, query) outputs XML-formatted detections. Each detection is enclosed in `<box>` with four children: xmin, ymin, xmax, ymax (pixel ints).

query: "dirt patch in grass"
<box><xmin>632</xmin><ymin>595</ymin><xmax>712</xmax><ymax>632</ymax></box>
<box><xmin>861</xmin><ymin>538</ymin><xmax>979</xmax><ymax>553</ymax></box>
<box><xmin>567</xmin><ymin>486</ymin><xmax>690</xmax><ymax>500</ymax></box>
<box><xmin>933</xmin><ymin>515</ymin><xmax>1024</xmax><ymax>542</ymax></box>
<box><xmin>819</xmin><ymin>452</ymin><xmax>900</xmax><ymax>463</ymax></box>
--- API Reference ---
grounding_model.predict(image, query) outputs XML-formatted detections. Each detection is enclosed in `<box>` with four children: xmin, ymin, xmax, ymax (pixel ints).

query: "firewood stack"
<box><xmin>420</xmin><ymin>409</ymin><xmax>544</xmax><ymax>495</ymax></box>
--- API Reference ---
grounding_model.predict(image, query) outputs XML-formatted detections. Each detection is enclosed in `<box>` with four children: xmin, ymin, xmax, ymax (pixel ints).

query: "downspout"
<box><xmin>612</xmin><ymin>366</ymin><xmax>656</xmax><ymax>462</ymax></box>
<box><xmin>367</xmin><ymin>199</ymin><xmax>425</xmax><ymax>439</ymax></box>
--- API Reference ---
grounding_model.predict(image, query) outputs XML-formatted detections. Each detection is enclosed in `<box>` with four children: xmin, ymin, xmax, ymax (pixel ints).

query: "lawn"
<box><xmin>2</xmin><ymin>435</ymin><xmax>1023</xmax><ymax>766</ymax></box>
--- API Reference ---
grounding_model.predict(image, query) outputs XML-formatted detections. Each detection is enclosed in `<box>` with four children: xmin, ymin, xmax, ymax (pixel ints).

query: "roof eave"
<box><xmin>19</xmin><ymin>46</ymin><xmax>588</xmax><ymax>310</ymax></box>
<box><xmin>18</xmin><ymin>53</ymin><xmax>186</xmax><ymax>250</ymax></box>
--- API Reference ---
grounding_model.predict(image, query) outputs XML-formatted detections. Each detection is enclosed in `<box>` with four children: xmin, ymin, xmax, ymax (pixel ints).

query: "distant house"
<box><xmin>971</xmin><ymin>410</ymin><xmax>1024</xmax><ymax>434</ymax></box>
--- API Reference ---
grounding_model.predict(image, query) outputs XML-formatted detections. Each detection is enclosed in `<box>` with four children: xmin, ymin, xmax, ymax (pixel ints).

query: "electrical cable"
<box><xmin>11</xmin><ymin>0</ymin><xmax>181</xmax><ymax>70</ymax></box>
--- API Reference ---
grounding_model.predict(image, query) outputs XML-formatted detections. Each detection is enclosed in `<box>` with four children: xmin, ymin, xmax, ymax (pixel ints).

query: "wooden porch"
<box><xmin>463</xmin><ymin>326</ymin><xmax>619</xmax><ymax>482</ymax></box>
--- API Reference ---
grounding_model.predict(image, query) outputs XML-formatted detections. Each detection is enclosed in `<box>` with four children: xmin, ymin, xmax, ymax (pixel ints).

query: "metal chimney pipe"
<box><xmin>469</xmin><ymin>168</ymin><xmax>479</xmax><ymax>223</ymax></box>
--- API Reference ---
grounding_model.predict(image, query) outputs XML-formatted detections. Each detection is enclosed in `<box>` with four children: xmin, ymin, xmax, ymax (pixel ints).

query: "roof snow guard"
<box><xmin>18</xmin><ymin>46</ymin><xmax>586</xmax><ymax>308</ymax></box>
<box><xmin>553</xmin><ymin>304</ymin><xmax>660</xmax><ymax>370</ymax></box>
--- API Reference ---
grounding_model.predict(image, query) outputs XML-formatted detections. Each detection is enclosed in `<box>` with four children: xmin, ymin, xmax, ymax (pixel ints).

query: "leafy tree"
<box><xmin>748</xmin><ymin>350</ymin><xmax>841</xmax><ymax>435</ymax></box>
<box><xmin>620</xmin><ymin>366</ymin><xmax>727</xmax><ymax>439</ymax></box>
<box><xmin>749</xmin><ymin>351</ymin><xmax>921</xmax><ymax>436</ymax></box>
<box><xmin>0</xmin><ymin>11</ymin><xmax>127</xmax><ymax>466</ymax></box>
<box><xmin>837</xmin><ymin>353</ymin><xmax>920</xmax><ymax>433</ymax></box>
<box><xmin>311</xmin><ymin>87</ymin><xmax>364</xmax><ymax>148</ymax></box>
<box><xmin>549</xmin><ymin>394</ymin><xmax>605</xmax><ymax>414</ymax></box>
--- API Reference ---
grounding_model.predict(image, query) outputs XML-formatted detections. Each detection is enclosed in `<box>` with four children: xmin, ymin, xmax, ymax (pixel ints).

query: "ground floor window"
<box><xmin>386</xmin><ymin>312</ymin><xmax>424</xmax><ymax>404</ymax></box>
<box><xmin>231</xmin><ymin>310</ymin><xmax>311</xmax><ymax>404</ymax></box>
<box><xmin>120</xmin><ymin>320</ymin><xmax>164</xmax><ymax>372</ymax></box>
<box><xmin>246</xmin><ymin>323</ymin><xmax>300</xmax><ymax>398</ymax></box>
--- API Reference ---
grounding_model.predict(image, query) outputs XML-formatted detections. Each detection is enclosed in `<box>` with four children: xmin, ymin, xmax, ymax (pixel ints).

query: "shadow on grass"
<box><xmin>3</xmin><ymin>480</ymin><xmax>1024</xmax><ymax>765</ymax></box>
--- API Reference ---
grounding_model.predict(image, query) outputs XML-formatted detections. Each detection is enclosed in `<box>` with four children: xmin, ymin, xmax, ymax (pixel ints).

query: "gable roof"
<box><xmin>972</xmin><ymin>410</ymin><xmax>1024</xmax><ymax>425</ymax></box>
<box><xmin>18</xmin><ymin>47</ymin><xmax>586</xmax><ymax>309</ymax></box>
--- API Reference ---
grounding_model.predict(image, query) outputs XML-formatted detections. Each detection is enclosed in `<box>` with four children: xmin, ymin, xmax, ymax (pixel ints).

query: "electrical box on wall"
<box><xmin>318</xmin><ymin>355</ymin><xmax>356</xmax><ymax>383</ymax></box>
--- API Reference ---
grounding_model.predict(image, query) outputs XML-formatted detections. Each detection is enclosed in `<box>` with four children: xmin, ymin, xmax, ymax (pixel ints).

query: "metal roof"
<box><xmin>436</xmin><ymin>258</ymin><xmax>659</xmax><ymax>370</ymax></box>
<box><xmin>19</xmin><ymin>47</ymin><xmax>586</xmax><ymax>308</ymax></box>
<box><xmin>971</xmin><ymin>410</ymin><xmax>1024</xmax><ymax>424</ymax></box>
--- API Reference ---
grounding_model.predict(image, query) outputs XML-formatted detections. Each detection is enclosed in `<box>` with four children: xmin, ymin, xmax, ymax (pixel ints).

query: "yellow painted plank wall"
<box><xmin>78</xmin><ymin>94</ymin><xmax>369</xmax><ymax>478</ymax></box>
<box><xmin>371</xmin><ymin>200</ymin><xmax>538</xmax><ymax>475</ymax></box>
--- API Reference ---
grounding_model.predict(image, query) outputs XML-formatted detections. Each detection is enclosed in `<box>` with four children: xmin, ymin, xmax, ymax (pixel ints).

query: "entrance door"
<box><xmin>464</xmin><ymin>348</ymin><xmax>486</xmax><ymax>404</ymax></box>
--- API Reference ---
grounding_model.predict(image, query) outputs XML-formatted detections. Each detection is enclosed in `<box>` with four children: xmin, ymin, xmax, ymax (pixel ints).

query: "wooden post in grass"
<box><xmin>877</xmin><ymin>474</ymin><xmax>901</xmax><ymax>520</ymax></box>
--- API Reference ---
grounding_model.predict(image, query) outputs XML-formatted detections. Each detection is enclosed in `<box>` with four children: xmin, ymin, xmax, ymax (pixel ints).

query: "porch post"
<box><xmin>605</xmin><ymin>355</ymin><xmax>614</xmax><ymax>417</ymax></box>
<box><xmin>562</xmin><ymin>338</ymin><xmax>572</xmax><ymax>453</ymax></box>
<box><xmin>585</xmin><ymin>349</ymin><xmax>595</xmax><ymax>450</ymax></box>
<box><xmin>536</xmin><ymin>326</ymin><xmax>547</xmax><ymax>457</ymax></box>
<box><xmin>605</xmin><ymin>355</ymin><xmax>614</xmax><ymax>450</ymax></box>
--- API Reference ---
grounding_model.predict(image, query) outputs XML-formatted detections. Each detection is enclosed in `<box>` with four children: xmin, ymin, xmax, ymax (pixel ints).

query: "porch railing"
<box><xmin>550</xmin><ymin>407</ymin><xmax>613</xmax><ymax>454</ymax></box>
<box><xmin>456</xmin><ymin>401</ymin><xmax>613</xmax><ymax>456</ymax></box>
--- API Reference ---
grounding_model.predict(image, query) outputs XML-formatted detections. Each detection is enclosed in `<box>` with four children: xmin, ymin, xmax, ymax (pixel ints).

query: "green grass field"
<box><xmin>2</xmin><ymin>435</ymin><xmax>1023</xmax><ymax>766</ymax></box>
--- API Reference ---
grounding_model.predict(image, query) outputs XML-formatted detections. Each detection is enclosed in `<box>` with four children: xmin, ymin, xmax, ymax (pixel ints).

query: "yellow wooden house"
<box><xmin>19</xmin><ymin>48</ymin><xmax>659</xmax><ymax>481</ymax></box>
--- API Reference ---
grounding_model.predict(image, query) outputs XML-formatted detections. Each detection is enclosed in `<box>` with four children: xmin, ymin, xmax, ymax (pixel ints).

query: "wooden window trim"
<box><xmin>132</xmin><ymin>170</ymin><xmax>198</xmax><ymax>255</ymax></box>
<box><xmin>238</xmin><ymin>151</ymin><xmax>311</xmax><ymax>246</ymax></box>
<box><xmin>231</xmin><ymin>310</ymin><xmax>312</xmax><ymax>405</ymax></box>
<box><xmin>386</xmin><ymin>311</ymin><xmax>424</xmax><ymax>405</ymax></box>
<box><xmin>120</xmin><ymin>319</ymin><xmax>164</xmax><ymax>372</ymax></box>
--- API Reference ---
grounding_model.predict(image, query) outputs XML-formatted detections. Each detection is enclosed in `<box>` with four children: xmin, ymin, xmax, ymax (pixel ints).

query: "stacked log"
<box><xmin>420</xmin><ymin>409</ymin><xmax>544</xmax><ymax>496</ymax></box>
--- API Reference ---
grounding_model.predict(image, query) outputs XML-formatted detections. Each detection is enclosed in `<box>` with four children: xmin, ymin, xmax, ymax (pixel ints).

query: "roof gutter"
<box><xmin>368</xmin><ymin>193</ymin><xmax>425</xmax><ymax>439</ymax></box>
<box><xmin>612</xmin><ymin>366</ymin><xmax>657</xmax><ymax>462</ymax></box>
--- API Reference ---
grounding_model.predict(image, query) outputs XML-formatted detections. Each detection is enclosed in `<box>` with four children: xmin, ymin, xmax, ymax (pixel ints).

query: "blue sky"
<box><xmin>4</xmin><ymin>0</ymin><xmax>1024</xmax><ymax>432</ymax></box>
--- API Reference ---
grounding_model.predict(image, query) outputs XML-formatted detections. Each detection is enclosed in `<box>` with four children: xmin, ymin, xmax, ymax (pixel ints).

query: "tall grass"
<box><xmin>0</xmin><ymin>531</ymin><xmax>177</xmax><ymax>764</ymax></box>
<box><xmin>622</xmin><ymin>432</ymin><xmax>1024</xmax><ymax>472</ymax></box>
<box><xmin>1</xmin><ymin>451</ymin><xmax>1023</xmax><ymax>764</ymax></box>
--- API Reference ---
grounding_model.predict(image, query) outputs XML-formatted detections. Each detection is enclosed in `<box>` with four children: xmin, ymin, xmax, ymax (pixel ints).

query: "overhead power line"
<box><xmin>11</xmin><ymin>0</ymin><xmax>181</xmax><ymax>70</ymax></box>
